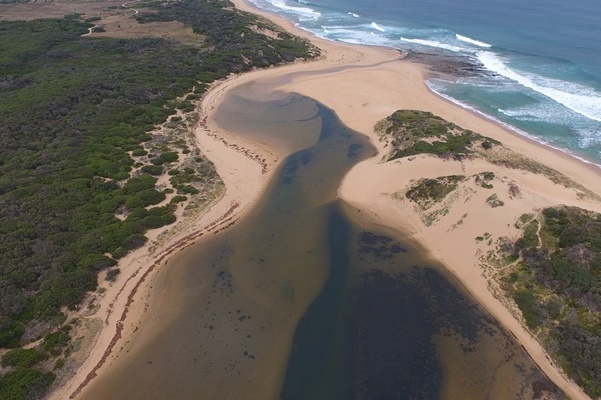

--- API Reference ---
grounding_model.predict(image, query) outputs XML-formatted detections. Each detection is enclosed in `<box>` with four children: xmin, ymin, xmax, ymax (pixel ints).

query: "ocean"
<box><xmin>248</xmin><ymin>0</ymin><xmax>601</xmax><ymax>164</ymax></box>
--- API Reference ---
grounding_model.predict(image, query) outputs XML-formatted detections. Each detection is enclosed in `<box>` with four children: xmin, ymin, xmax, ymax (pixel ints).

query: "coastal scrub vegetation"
<box><xmin>135</xmin><ymin>0</ymin><xmax>319</xmax><ymax>66</ymax></box>
<box><xmin>504</xmin><ymin>206</ymin><xmax>601</xmax><ymax>397</ymax></box>
<box><xmin>400</xmin><ymin>175</ymin><xmax>467</xmax><ymax>227</ymax></box>
<box><xmin>405</xmin><ymin>175</ymin><xmax>465</xmax><ymax>210</ymax></box>
<box><xmin>376</xmin><ymin>110</ymin><xmax>595</xmax><ymax>198</ymax></box>
<box><xmin>475</xmin><ymin>171</ymin><xmax>495</xmax><ymax>189</ymax></box>
<box><xmin>375</xmin><ymin>110</ymin><xmax>498</xmax><ymax>161</ymax></box>
<box><xmin>0</xmin><ymin>1</ymin><xmax>317</xmax><ymax>397</ymax></box>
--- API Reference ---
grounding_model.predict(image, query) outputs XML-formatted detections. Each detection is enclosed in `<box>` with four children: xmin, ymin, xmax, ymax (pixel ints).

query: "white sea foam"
<box><xmin>477</xmin><ymin>51</ymin><xmax>601</xmax><ymax>122</ymax></box>
<box><xmin>400</xmin><ymin>37</ymin><xmax>464</xmax><ymax>52</ymax></box>
<box><xmin>320</xmin><ymin>26</ymin><xmax>395</xmax><ymax>47</ymax></box>
<box><xmin>347</xmin><ymin>12</ymin><xmax>359</xmax><ymax>17</ymax></box>
<box><xmin>264</xmin><ymin>0</ymin><xmax>321</xmax><ymax>20</ymax></box>
<box><xmin>498</xmin><ymin>108</ymin><xmax>535</xmax><ymax>119</ymax></box>
<box><xmin>571</xmin><ymin>125</ymin><xmax>601</xmax><ymax>149</ymax></box>
<box><xmin>455</xmin><ymin>34</ymin><xmax>491</xmax><ymax>48</ymax></box>
<box><xmin>497</xmin><ymin>104</ymin><xmax>601</xmax><ymax>150</ymax></box>
<box><xmin>428</xmin><ymin>80</ymin><xmax>601</xmax><ymax>168</ymax></box>
<box><xmin>370</xmin><ymin>22</ymin><xmax>385</xmax><ymax>32</ymax></box>
<box><xmin>498</xmin><ymin>104</ymin><xmax>578</xmax><ymax>125</ymax></box>
<box><xmin>498</xmin><ymin>106</ymin><xmax>542</xmax><ymax>119</ymax></box>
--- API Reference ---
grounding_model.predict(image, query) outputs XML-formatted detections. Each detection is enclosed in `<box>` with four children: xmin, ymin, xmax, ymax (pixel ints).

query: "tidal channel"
<box><xmin>82</xmin><ymin>83</ymin><xmax>564</xmax><ymax>400</ymax></box>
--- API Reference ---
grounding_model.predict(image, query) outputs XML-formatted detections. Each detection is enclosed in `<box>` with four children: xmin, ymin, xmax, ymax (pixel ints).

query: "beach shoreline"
<box><xmin>50</xmin><ymin>0</ymin><xmax>601</xmax><ymax>399</ymax></box>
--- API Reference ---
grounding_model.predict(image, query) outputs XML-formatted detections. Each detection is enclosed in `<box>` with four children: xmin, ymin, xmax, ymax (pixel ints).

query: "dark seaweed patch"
<box><xmin>347</xmin><ymin>143</ymin><xmax>363</xmax><ymax>157</ymax></box>
<box><xmin>358</xmin><ymin>232</ymin><xmax>407</xmax><ymax>260</ymax></box>
<box><xmin>350</xmin><ymin>267</ymin><xmax>489</xmax><ymax>398</ymax></box>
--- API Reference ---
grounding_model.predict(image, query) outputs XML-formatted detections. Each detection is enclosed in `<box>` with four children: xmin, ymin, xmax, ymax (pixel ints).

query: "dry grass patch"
<box><xmin>0</xmin><ymin>0</ymin><xmax>124</xmax><ymax>21</ymax></box>
<box><xmin>90</xmin><ymin>16</ymin><xmax>205</xmax><ymax>45</ymax></box>
<box><xmin>0</xmin><ymin>0</ymin><xmax>205</xmax><ymax>45</ymax></box>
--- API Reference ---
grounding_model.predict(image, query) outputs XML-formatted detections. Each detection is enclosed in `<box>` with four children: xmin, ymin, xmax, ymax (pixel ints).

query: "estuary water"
<box><xmin>248</xmin><ymin>0</ymin><xmax>601</xmax><ymax>164</ymax></box>
<box><xmin>82</xmin><ymin>85</ymin><xmax>564</xmax><ymax>399</ymax></box>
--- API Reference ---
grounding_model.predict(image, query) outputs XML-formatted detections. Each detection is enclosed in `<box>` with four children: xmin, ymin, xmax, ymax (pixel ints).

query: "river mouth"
<box><xmin>81</xmin><ymin>84</ymin><xmax>563</xmax><ymax>400</ymax></box>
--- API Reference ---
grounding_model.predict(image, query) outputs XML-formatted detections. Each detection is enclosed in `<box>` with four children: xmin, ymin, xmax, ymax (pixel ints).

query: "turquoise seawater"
<box><xmin>248</xmin><ymin>0</ymin><xmax>601</xmax><ymax>164</ymax></box>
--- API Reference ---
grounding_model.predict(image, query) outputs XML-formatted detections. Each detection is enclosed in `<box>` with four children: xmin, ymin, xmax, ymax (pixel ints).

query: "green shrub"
<box><xmin>122</xmin><ymin>175</ymin><xmax>157</xmax><ymax>195</ymax></box>
<box><xmin>151</xmin><ymin>151</ymin><xmax>179</xmax><ymax>166</ymax></box>
<box><xmin>516</xmin><ymin>220</ymin><xmax>539</xmax><ymax>249</ymax></box>
<box><xmin>482</xmin><ymin>140</ymin><xmax>494</xmax><ymax>150</ymax></box>
<box><xmin>113</xmin><ymin>171</ymin><xmax>130</xmax><ymax>181</ymax></box>
<box><xmin>170</xmin><ymin>195</ymin><xmax>187</xmax><ymax>203</ymax></box>
<box><xmin>0</xmin><ymin>368</ymin><xmax>55</xmax><ymax>400</ymax></box>
<box><xmin>122</xmin><ymin>234</ymin><xmax>147</xmax><ymax>250</ymax></box>
<box><xmin>132</xmin><ymin>148</ymin><xmax>148</xmax><ymax>156</ymax></box>
<box><xmin>405</xmin><ymin>176</ymin><xmax>463</xmax><ymax>208</ymax></box>
<box><xmin>54</xmin><ymin>358</ymin><xmax>65</xmax><ymax>370</ymax></box>
<box><xmin>1</xmin><ymin>348</ymin><xmax>48</xmax><ymax>369</ymax></box>
<box><xmin>112</xmin><ymin>247</ymin><xmax>128</xmax><ymax>260</ymax></box>
<box><xmin>0</xmin><ymin>323</ymin><xmax>25</xmax><ymax>348</ymax></box>
<box><xmin>105</xmin><ymin>268</ymin><xmax>121</xmax><ymax>282</ymax></box>
<box><xmin>141</xmin><ymin>165</ymin><xmax>164</xmax><ymax>175</ymax></box>
<box><xmin>42</xmin><ymin>327</ymin><xmax>71</xmax><ymax>356</ymax></box>
<box><xmin>485</xmin><ymin>194</ymin><xmax>504</xmax><ymax>207</ymax></box>
<box><xmin>178</xmin><ymin>185</ymin><xmax>199</xmax><ymax>195</ymax></box>
<box><xmin>513</xmin><ymin>290</ymin><xmax>543</xmax><ymax>329</ymax></box>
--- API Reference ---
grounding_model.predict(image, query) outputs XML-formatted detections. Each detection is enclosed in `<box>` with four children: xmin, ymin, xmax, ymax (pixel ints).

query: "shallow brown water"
<box><xmin>82</xmin><ymin>85</ymin><xmax>564</xmax><ymax>400</ymax></box>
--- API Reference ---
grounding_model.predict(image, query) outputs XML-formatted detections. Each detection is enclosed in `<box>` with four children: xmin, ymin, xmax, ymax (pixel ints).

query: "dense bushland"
<box><xmin>375</xmin><ymin>110</ymin><xmax>498</xmax><ymax>161</ymax></box>
<box><xmin>507</xmin><ymin>206</ymin><xmax>601</xmax><ymax>397</ymax></box>
<box><xmin>0</xmin><ymin>2</ymin><xmax>316</xmax><ymax>397</ymax></box>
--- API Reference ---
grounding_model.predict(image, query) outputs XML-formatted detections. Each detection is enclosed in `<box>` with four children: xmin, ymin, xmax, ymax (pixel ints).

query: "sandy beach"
<box><xmin>229</xmin><ymin>2</ymin><xmax>601</xmax><ymax>397</ymax></box>
<box><xmin>48</xmin><ymin>1</ymin><xmax>601</xmax><ymax>399</ymax></box>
